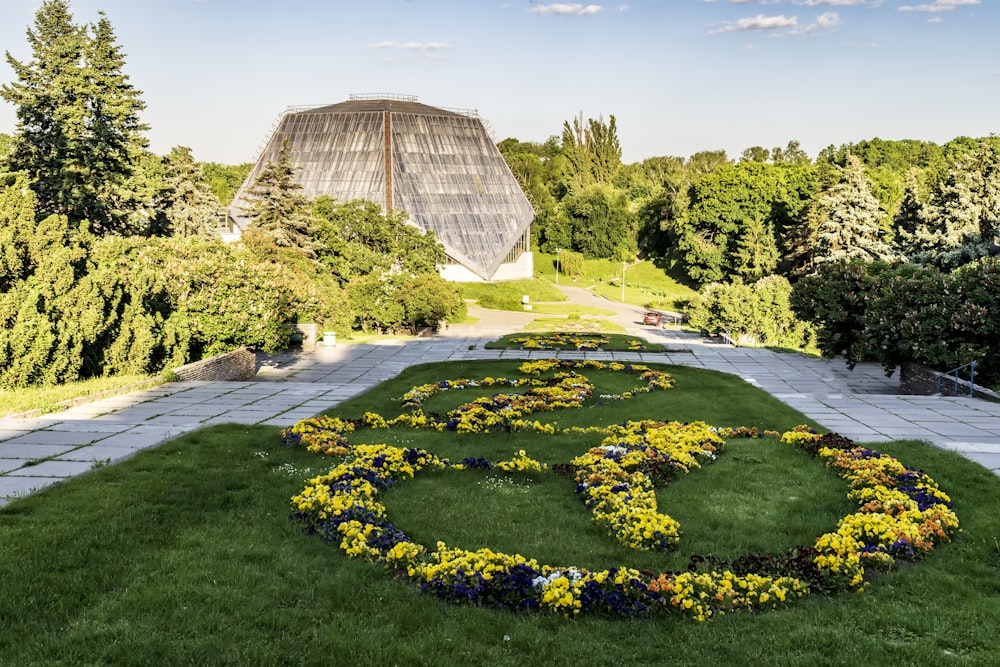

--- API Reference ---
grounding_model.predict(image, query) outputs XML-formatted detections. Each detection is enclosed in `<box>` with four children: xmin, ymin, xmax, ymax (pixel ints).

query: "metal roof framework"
<box><xmin>230</xmin><ymin>96</ymin><xmax>534</xmax><ymax>280</ymax></box>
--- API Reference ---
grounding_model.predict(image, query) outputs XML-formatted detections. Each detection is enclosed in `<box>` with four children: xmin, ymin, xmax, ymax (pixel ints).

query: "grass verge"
<box><xmin>0</xmin><ymin>373</ymin><xmax>157</xmax><ymax>418</ymax></box>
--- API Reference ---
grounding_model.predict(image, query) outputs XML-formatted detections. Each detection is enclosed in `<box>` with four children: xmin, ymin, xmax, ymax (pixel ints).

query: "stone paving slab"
<box><xmin>0</xmin><ymin>475</ymin><xmax>66</xmax><ymax>499</ymax></box>
<box><xmin>0</xmin><ymin>459</ymin><xmax>29</xmax><ymax>473</ymax></box>
<box><xmin>0</xmin><ymin>429</ymin><xmax>30</xmax><ymax>442</ymax></box>
<box><xmin>0</xmin><ymin>442</ymin><xmax>86</xmax><ymax>459</ymax></box>
<box><xmin>14</xmin><ymin>459</ymin><xmax>96</xmax><ymax>477</ymax></box>
<box><xmin>42</xmin><ymin>421</ymin><xmax>135</xmax><ymax>434</ymax></box>
<box><xmin>56</xmin><ymin>444</ymin><xmax>148</xmax><ymax>462</ymax></box>
<box><xmin>93</xmin><ymin>430</ymin><xmax>175</xmax><ymax>449</ymax></box>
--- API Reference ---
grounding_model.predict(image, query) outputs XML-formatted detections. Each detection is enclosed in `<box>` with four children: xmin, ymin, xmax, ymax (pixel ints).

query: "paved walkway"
<box><xmin>2</xmin><ymin>297</ymin><xmax>999</xmax><ymax>505</ymax></box>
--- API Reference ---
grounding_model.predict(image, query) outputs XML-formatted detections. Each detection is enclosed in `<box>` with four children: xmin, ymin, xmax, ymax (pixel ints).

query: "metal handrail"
<box><xmin>937</xmin><ymin>361</ymin><xmax>976</xmax><ymax>397</ymax></box>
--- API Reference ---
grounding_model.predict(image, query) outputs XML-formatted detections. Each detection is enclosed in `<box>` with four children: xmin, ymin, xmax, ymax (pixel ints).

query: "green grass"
<box><xmin>522</xmin><ymin>303</ymin><xmax>616</xmax><ymax>317</ymax></box>
<box><xmin>1</xmin><ymin>361</ymin><xmax>998</xmax><ymax>665</ymax></box>
<box><xmin>459</xmin><ymin>278</ymin><xmax>567</xmax><ymax>310</ymax></box>
<box><xmin>485</xmin><ymin>332</ymin><xmax>666</xmax><ymax>352</ymax></box>
<box><xmin>535</xmin><ymin>253</ymin><xmax>699</xmax><ymax>311</ymax></box>
<box><xmin>0</xmin><ymin>373</ymin><xmax>156</xmax><ymax>418</ymax></box>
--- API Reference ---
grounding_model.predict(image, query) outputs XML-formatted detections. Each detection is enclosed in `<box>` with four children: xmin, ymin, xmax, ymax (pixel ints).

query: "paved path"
<box><xmin>2</xmin><ymin>294</ymin><xmax>999</xmax><ymax>505</ymax></box>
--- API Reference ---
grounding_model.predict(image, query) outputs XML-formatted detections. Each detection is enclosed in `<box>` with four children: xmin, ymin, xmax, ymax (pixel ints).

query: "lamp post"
<box><xmin>621</xmin><ymin>261</ymin><xmax>627</xmax><ymax>303</ymax></box>
<box><xmin>555</xmin><ymin>248</ymin><xmax>562</xmax><ymax>284</ymax></box>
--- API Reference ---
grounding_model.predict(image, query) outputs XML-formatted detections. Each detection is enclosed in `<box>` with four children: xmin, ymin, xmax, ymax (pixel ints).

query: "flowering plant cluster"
<box><xmin>357</xmin><ymin>360</ymin><xmax>676</xmax><ymax>435</ymax></box>
<box><xmin>506</xmin><ymin>333</ymin><xmax>612</xmax><ymax>350</ymax></box>
<box><xmin>280</xmin><ymin>364</ymin><xmax>959</xmax><ymax>622</ymax></box>
<box><xmin>568</xmin><ymin>421</ymin><xmax>724</xmax><ymax>551</ymax></box>
<box><xmin>279</xmin><ymin>415</ymin><xmax>354</xmax><ymax>455</ymax></box>
<box><xmin>781</xmin><ymin>429</ymin><xmax>959</xmax><ymax>590</ymax></box>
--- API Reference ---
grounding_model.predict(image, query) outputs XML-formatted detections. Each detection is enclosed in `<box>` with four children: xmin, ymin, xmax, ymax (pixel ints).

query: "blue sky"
<box><xmin>1</xmin><ymin>0</ymin><xmax>997</xmax><ymax>165</ymax></box>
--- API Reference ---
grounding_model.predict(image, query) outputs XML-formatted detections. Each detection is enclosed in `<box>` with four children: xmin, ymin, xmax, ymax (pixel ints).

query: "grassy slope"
<box><xmin>0</xmin><ymin>361</ymin><xmax>997</xmax><ymax>666</ymax></box>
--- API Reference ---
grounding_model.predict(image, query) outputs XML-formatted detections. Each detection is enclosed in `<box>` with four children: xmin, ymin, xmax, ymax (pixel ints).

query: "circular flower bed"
<box><xmin>280</xmin><ymin>361</ymin><xmax>958</xmax><ymax>621</ymax></box>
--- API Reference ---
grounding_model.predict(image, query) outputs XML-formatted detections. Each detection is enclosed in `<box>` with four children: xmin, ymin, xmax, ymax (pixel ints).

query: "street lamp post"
<box><xmin>555</xmin><ymin>248</ymin><xmax>562</xmax><ymax>284</ymax></box>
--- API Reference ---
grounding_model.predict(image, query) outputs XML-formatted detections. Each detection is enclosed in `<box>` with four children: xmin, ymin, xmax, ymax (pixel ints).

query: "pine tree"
<box><xmin>814</xmin><ymin>155</ymin><xmax>895</xmax><ymax>265</ymax></box>
<box><xmin>1</xmin><ymin>1</ymin><xmax>148</xmax><ymax>234</ymax></box>
<box><xmin>732</xmin><ymin>215</ymin><xmax>778</xmax><ymax>281</ymax></box>
<box><xmin>917</xmin><ymin>139</ymin><xmax>1000</xmax><ymax>269</ymax></box>
<box><xmin>157</xmin><ymin>146</ymin><xmax>224</xmax><ymax>237</ymax></box>
<box><xmin>244</xmin><ymin>139</ymin><xmax>316</xmax><ymax>255</ymax></box>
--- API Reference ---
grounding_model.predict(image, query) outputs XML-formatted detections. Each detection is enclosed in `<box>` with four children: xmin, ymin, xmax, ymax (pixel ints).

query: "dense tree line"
<box><xmin>0</xmin><ymin>0</ymin><xmax>461</xmax><ymax>388</ymax></box>
<box><xmin>501</xmin><ymin>112</ymin><xmax>1000</xmax><ymax>383</ymax></box>
<box><xmin>4</xmin><ymin>0</ymin><xmax>998</xmax><ymax>387</ymax></box>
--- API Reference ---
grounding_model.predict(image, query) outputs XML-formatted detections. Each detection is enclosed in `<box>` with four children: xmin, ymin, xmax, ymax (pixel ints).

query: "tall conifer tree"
<box><xmin>1</xmin><ymin>0</ymin><xmax>148</xmax><ymax>234</ymax></box>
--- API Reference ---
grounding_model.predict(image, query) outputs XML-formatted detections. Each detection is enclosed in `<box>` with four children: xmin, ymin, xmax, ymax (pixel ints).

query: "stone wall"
<box><xmin>899</xmin><ymin>361</ymin><xmax>999</xmax><ymax>403</ymax></box>
<box><xmin>171</xmin><ymin>347</ymin><xmax>257</xmax><ymax>382</ymax></box>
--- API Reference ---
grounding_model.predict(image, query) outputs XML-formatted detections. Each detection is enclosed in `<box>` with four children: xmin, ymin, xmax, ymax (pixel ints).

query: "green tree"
<box><xmin>397</xmin><ymin>274</ymin><xmax>464</xmax><ymax>333</ymax></box>
<box><xmin>311</xmin><ymin>198</ymin><xmax>444</xmax><ymax>283</ymax></box>
<box><xmin>202</xmin><ymin>161</ymin><xmax>253</xmax><ymax>206</ymax></box>
<box><xmin>814</xmin><ymin>155</ymin><xmax>895</xmax><ymax>265</ymax></box>
<box><xmin>560</xmin><ymin>113</ymin><xmax>622</xmax><ymax>190</ymax></box>
<box><xmin>155</xmin><ymin>146</ymin><xmax>224</xmax><ymax>238</ymax></box>
<box><xmin>915</xmin><ymin>138</ymin><xmax>1000</xmax><ymax>269</ymax></box>
<box><xmin>563</xmin><ymin>184</ymin><xmax>630</xmax><ymax>259</ymax></box>
<box><xmin>1</xmin><ymin>1</ymin><xmax>149</xmax><ymax>234</ymax></box>
<box><xmin>674</xmin><ymin>162</ymin><xmax>791</xmax><ymax>286</ymax></box>
<box><xmin>688</xmin><ymin>276</ymin><xmax>810</xmax><ymax>349</ymax></box>
<box><xmin>243</xmin><ymin>139</ymin><xmax>316</xmax><ymax>255</ymax></box>
<box><xmin>732</xmin><ymin>215</ymin><xmax>778</xmax><ymax>281</ymax></box>
<box><xmin>347</xmin><ymin>272</ymin><xmax>407</xmax><ymax>334</ymax></box>
<box><xmin>558</xmin><ymin>249</ymin><xmax>585</xmax><ymax>280</ymax></box>
<box><xmin>740</xmin><ymin>146</ymin><xmax>771</xmax><ymax>163</ymax></box>
<box><xmin>771</xmin><ymin>140</ymin><xmax>810</xmax><ymax>165</ymax></box>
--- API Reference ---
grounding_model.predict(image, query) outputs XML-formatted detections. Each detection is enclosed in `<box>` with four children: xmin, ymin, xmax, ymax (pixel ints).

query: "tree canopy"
<box><xmin>1</xmin><ymin>0</ymin><xmax>148</xmax><ymax>234</ymax></box>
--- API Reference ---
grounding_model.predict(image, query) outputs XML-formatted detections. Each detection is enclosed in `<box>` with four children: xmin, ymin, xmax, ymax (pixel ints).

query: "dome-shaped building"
<box><xmin>228</xmin><ymin>94</ymin><xmax>534</xmax><ymax>281</ymax></box>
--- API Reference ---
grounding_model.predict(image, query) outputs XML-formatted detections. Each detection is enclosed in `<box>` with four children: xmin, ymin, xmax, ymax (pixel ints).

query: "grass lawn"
<box><xmin>535</xmin><ymin>253</ymin><xmax>699</xmax><ymax>311</ymax></box>
<box><xmin>0</xmin><ymin>373</ymin><xmax>157</xmax><ymax>418</ymax></box>
<box><xmin>0</xmin><ymin>360</ymin><xmax>997</xmax><ymax>666</ymax></box>
<box><xmin>459</xmin><ymin>278</ymin><xmax>567</xmax><ymax>311</ymax></box>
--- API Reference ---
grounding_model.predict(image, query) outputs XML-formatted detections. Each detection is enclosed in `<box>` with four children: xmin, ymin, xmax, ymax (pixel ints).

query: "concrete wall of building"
<box><xmin>440</xmin><ymin>251</ymin><xmax>533</xmax><ymax>282</ymax></box>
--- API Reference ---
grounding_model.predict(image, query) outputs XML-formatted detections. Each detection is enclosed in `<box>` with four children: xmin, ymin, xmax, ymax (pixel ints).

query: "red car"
<box><xmin>643</xmin><ymin>311</ymin><xmax>662</xmax><ymax>326</ymax></box>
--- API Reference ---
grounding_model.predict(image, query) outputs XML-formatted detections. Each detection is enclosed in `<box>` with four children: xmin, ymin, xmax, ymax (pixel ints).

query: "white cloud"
<box><xmin>793</xmin><ymin>0</ymin><xmax>881</xmax><ymax>6</ymax></box>
<box><xmin>400</xmin><ymin>41</ymin><xmax>451</xmax><ymax>50</ymax></box>
<box><xmin>793</xmin><ymin>10</ymin><xmax>840</xmax><ymax>32</ymax></box>
<box><xmin>899</xmin><ymin>0</ymin><xmax>979</xmax><ymax>12</ymax></box>
<box><xmin>709</xmin><ymin>13</ymin><xmax>798</xmax><ymax>33</ymax></box>
<box><xmin>368</xmin><ymin>41</ymin><xmax>451</xmax><ymax>51</ymax></box>
<box><xmin>710</xmin><ymin>9</ymin><xmax>841</xmax><ymax>35</ymax></box>
<box><xmin>529</xmin><ymin>3</ymin><xmax>604</xmax><ymax>16</ymax></box>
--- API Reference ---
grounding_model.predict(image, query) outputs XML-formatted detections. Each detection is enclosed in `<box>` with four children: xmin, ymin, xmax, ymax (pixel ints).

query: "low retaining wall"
<box><xmin>171</xmin><ymin>347</ymin><xmax>257</xmax><ymax>382</ymax></box>
<box><xmin>899</xmin><ymin>361</ymin><xmax>999</xmax><ymax>403</ymax></box>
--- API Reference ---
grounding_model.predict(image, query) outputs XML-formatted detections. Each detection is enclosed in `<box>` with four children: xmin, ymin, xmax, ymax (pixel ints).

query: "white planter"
<box><xmin>323</xmin><ymin>332</ymin><xmax>337</xmax><ymax>347</ymax></box>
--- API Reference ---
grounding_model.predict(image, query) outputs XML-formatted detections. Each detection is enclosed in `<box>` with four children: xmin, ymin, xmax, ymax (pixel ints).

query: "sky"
<box><xmin>1</xmin><ymin>0</ymin><xmax>997</xmax><ymax>166</ymax></box>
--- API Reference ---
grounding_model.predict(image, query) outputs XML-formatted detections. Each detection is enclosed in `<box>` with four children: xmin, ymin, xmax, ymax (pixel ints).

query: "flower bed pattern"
<box><xmin>281</xmin><ymin>362</ymin><xmax>958</xmax><ymax>621</ymax></box>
